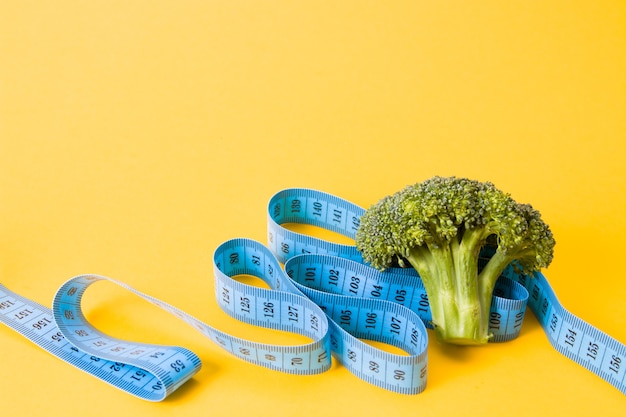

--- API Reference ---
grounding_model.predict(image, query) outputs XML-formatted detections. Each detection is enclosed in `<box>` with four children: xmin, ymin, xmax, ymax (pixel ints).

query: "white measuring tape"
<box><xmin>1</xmin><ymin>188</ymin><xmax>625</xmax><ymax>399</ymax></box>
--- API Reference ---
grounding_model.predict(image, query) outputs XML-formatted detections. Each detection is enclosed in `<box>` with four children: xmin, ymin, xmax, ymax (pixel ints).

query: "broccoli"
<box><xmin>355</xmin><ymin>176</ymin><xmax>555</xmax><ymax>345</ymax></box>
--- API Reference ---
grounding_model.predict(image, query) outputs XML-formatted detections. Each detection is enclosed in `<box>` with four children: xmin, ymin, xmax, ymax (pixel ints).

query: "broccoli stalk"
<box><xmin>355</xmin><ymin>176</ymin><xmax>555</xmax><ymax>346</ymax></box>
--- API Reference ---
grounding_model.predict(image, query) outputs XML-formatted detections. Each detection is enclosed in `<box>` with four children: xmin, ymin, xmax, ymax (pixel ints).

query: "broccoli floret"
<box><xmin>355</xmin><ymin>176</ymin><xmax>555</xmax><ymax>345</ymax></box>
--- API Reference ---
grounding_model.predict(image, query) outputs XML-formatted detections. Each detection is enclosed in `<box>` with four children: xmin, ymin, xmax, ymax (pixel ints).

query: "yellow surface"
<box><xmin>1</xmin><ymin>1</ymin><xmax>625</xmax><ymax>415</ymax></box>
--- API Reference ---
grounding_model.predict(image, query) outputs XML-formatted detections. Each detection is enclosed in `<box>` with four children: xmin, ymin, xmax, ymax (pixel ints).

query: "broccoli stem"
<box><xmin>406</xmin><ymin>240</ymin><xmax>488</xmax><ymax>345</ymax></box>
<box><xmin>402</xmin><ymin>226</ymin><xmax>519</xmax><ymax>345</ymax></box>
<box><xmin>477</xmin><ymin>249</ymin><xmax>519</xmax><ymax>325</ymax></box>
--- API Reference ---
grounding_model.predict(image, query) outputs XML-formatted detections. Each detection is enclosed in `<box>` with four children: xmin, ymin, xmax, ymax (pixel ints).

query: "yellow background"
<box><xmin>1</xmin><ymin>1</ymin><xmax>625</xmax><ymax>415</ymax></box>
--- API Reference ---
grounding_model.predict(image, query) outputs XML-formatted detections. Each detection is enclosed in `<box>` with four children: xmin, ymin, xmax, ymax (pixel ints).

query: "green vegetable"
<box><xmin>355</xmin><ymin>176</ymin><xmax>555</xmax><ymax>345</ymax></box>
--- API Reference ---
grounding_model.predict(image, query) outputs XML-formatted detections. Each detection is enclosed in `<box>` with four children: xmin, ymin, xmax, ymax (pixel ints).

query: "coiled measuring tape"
<box><xmin>1</xmin><ymin>188</ymin><xmax>625</xmax><ymax>399</ymax></box>
<box><xmin>0</xmin><ymin>245</ymin><xmax>331</xmax><ymax>401</ymax></box>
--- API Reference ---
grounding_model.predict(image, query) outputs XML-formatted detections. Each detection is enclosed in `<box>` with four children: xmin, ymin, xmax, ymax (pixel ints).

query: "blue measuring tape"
<box><xmin>1</xmin><ymin>188</ymin><xmax>625</xmax><ymax>399</ymax></box>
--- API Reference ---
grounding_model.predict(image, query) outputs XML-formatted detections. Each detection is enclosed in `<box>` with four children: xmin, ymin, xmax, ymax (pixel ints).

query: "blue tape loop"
<box><xmin>211</xmin><ymin>238</ymin><xmax>331</xmax><ymax>375</ymax></box>
<box><xmin>0</xmin><ymin>279</ymin><xmax>200</xmax><ymax>402</ymax></box>
<box><xmin>1</xmin><ymin>188</ymin><xmax>625</xmax><ymax>398</ymax></box>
